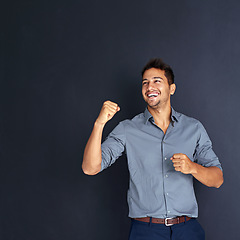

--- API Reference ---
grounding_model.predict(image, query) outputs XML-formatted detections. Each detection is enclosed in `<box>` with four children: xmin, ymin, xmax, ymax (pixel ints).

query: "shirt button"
<box><xmin>168</xmin><ymin>211</ymin><xmax>171</xmax><ymax>213</ymax></box>
<box><xmin>166</xmin><ymin>193</ymin><xmax>169</xmax><ymax>196</ymax></box>
<box><xmin>165</xmin><ymin>175</ymin><xmax>168</xmax><ymax>178</ymax></box>
<box><xmin>164</xmin><ymin>157</ymin><xmax>167</xmax><ymax>161</ymax></box>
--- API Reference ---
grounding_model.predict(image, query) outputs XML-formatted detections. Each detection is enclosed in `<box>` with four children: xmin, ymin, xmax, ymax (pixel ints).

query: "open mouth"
<box><xmin>147</xmin><ymin>92</ymin><xmax>159</xmax><ymax>98</ymax></box>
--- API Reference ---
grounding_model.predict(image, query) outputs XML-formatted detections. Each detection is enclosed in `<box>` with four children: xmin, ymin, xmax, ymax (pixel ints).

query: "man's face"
<box><xmin>142</xmin><ymin>68</ymin><xmax>175</xmax><ymax>109</ymax></box>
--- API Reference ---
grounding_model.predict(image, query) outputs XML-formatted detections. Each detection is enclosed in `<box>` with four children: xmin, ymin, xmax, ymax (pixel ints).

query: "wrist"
<box><xmin>190</xmin><ymin>162</ymin><xmax>198</xmax><ymax>175</ymax></box>
<box><xmin>94</xmin><ymin>119</ymin><xmax>106</xmax><ymax>128</ymax></box>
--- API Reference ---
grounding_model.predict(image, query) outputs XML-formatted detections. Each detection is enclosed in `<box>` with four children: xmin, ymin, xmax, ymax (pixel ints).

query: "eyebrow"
<box><xmin>142</xmin><ymin>77</ymin><xmax>163</xmax><ymax>81</ymax></box>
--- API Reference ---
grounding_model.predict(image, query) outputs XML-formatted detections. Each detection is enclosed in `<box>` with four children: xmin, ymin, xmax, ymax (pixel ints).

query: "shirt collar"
<box><xmin>171</xmin><ymin>107</ymin><xmax>180</xmax><ymax>122</ymax></box>
<box><xmin>143</xmin><ymin>107</ymin><xmax>180</xmax><ymax>124</ymax></box>
<box><xmin>143</xmin><ymin>108</ymin><xmax>153</xmax><ymax>124</ymax></box>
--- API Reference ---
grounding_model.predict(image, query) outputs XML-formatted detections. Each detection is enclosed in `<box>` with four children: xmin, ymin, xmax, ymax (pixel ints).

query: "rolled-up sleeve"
<box><xmin>100</xmin><ymin>122</ymin><xmax>126</xmax><ymax>171</ymax></box>
<box><xmin>194</xmin><ymin>122</ymin><xmax>222</xmax><ymax>171</ymax></box>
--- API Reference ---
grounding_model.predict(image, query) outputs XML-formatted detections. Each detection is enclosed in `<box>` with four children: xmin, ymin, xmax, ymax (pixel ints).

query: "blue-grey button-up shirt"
<box><xmin>100</xmin><ymin>108</ymin><xmax>222</xmax><ymax>218</ymax></box>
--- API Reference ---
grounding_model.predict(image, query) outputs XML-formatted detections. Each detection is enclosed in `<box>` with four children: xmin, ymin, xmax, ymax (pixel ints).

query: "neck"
<box><xmin>147</xmin><ymin>104</ymin><xmax>172</xmax><ymax>126</ymax></box>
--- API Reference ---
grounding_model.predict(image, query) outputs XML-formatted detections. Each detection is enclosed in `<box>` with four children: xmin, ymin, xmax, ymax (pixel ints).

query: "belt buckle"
<box><xmin>165</xmin><ymin>217</ymin><xmax>174</xmax><ymax>227</ymax></box>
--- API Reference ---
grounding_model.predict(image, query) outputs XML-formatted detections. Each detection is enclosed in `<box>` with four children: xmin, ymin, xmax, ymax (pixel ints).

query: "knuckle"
<box><xmin>103</xmin><ymin>102</ymin><xmax>108</xmax><ymax>108</ymax></box>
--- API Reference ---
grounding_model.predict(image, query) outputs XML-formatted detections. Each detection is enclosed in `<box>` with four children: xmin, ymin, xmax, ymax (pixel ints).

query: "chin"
<box><xmin>147</xmin><ymin>102</ymin><xmax>161</xmax><ymax>109</ymax></box>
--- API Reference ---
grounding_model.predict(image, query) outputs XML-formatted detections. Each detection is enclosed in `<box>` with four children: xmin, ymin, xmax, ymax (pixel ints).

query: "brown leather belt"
<box><xmin>134</xmin><ymin>216</ymin><xmax>191</xmax><ymax>226</ymax></box>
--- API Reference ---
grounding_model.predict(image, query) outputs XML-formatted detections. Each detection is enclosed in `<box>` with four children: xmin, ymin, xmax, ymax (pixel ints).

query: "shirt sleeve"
<box><xmin>100</xmin><ymin>121</ymin><xmax>126</xmax><ymax>172</ymax></box>
<box><xmin>194</xmin><ymin>121</ymin><xmax>223</xmax><ymax>171</ymax></box>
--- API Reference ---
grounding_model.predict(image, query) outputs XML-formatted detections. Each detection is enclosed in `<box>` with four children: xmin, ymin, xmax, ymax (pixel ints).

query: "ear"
<box><xmin>170</xmin><ymin>84</ymin><xmax>176</xmax><ymax>95</ymax></box>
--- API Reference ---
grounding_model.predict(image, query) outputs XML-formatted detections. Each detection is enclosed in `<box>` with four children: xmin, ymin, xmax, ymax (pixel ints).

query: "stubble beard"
<box><xmin>146</xmin><ymin>99</ymin><xmax>161</xmax><ymax>109</ymax></box>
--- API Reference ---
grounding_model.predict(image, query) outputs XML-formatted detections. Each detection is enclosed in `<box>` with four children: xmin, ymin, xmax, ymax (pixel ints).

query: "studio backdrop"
<box><xmin>1</xmin><ymin>0</ymin><xmax>240</xmax><ymax>239</ymax></box>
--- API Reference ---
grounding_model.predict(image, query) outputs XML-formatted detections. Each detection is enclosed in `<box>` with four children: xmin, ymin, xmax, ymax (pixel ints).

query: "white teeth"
<box><xmin>148</xmin><ymin>93</ymin><xmax>158</xmax><ymax>97</ymax></box>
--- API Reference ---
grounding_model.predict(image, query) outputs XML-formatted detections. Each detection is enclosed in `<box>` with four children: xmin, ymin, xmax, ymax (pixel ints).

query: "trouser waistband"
<box><xmin>133</xmin><ymin>216</ymin><xmax>191</xmax><ymax>226</ymax></box>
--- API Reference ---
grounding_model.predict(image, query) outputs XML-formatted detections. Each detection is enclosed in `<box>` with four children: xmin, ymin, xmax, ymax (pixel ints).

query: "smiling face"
<box><xmin>142</xmin><ymin>68</ymin><xmax>176</xmax><ymax>109</ymax></box>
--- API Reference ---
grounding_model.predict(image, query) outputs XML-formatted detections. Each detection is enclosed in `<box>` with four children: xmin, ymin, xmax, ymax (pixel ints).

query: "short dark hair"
<box><xmin>141</xmin><ymin>58</ymin><xmax>175</xmax><ymax>85</ymax></box>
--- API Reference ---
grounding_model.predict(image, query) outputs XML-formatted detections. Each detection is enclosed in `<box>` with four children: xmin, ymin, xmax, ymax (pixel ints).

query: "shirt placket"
<box><xmin>161</xmin><ymin>123</ymin><xmax>174</xmax><ymax>218</ymax></box>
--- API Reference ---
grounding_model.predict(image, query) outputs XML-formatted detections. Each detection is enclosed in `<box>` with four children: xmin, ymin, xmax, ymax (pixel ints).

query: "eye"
<box><xmin>142</xmin><ymin>81</ymin><xmax>148</xmax><ymax>86</ymax></box>
<box><xmin>155</xmin><ymin>79</ymin><xmax>161</xmax><ymax>83</ymax></box>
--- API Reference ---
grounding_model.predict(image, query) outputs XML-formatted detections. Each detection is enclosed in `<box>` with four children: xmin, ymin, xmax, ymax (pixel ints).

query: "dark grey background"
<box><xmin>1</xmin><ymin>0</ymin><xmax>239</xmax><ymax>239</ymax></box>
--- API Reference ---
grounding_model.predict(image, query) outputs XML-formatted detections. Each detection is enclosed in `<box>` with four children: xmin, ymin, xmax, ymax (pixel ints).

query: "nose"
<box><xmin>147</xmin><ymin>81</ymin><xmax>155</xmax><ymax>91</ymax></box>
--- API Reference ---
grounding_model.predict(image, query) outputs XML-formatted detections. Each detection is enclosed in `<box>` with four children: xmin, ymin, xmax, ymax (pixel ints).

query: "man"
<box><xmin>82</xmin><ymin>58</ymin><xmax>223</xmax><ymax>240</ymax></box>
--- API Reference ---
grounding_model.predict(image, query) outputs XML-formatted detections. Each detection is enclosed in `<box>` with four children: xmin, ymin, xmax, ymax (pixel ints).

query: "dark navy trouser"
<box><xmin>128</xmin><ymin>218</ymin><xmax>205</xmax><ymax>240</ymax></box>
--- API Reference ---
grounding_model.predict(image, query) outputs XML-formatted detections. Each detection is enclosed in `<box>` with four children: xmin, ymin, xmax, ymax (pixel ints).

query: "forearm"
<box><xmin>82</xmin><ymin>101</ymin><xmax>120</xmax><ymax>175</ymax></box>
<box><xmin>191</xmin><ymin>163</ymin><xmax>224</xmax><ymax>188</ymax></box>
<box><xmin>172</xmin><ymin>154</ymin><xmax>224</xmax><ymax>188</ymax></box>
<box><xmin>82</xmin><ymin>121</ymin><xmax>105</xmax><ymax>175</ymax></box>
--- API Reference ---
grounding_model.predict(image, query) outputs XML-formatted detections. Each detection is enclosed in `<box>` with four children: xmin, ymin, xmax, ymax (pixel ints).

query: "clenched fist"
<box><xmin>171</xmin><ymin>153</ymin><xmax>196</xmax><ymax>175</ymax></box>
<box><xmin>96</xmin><ymin>101</ymin><xmax>120</xmax><ymax>125</ymax></box>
